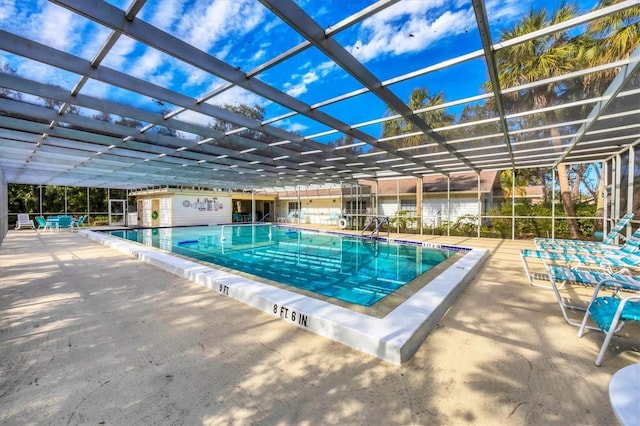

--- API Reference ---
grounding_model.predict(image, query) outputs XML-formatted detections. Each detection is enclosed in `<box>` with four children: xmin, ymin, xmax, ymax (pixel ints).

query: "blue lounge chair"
<box><xmin>534</xmin><ymin>213</ymin><xmax>634</xmax><ymax>249</ymax></box>
<box><xmin>536</xmin><ymin>228</ymin><xmax>640</xmax><ymax>256</ymax></box>
<box><xmin>577</xmin><ymin>278</ymin><xmax>640</xmax><ymax>366</ymax></box>
<box><xmin>521</xmin><ymin>249</ymin><xmax>640</xmax><ymax>287</ymax></box>
<box><xmin>538</xmin><ymin>264</ymin><xmax>640</xmax><ymax>328</ymax></box>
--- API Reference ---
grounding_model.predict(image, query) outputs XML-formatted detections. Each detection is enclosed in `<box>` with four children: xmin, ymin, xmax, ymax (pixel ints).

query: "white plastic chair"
<box><xmin>15</xmin><ymin>214</ymin><xmax>35</xmax><ymax>230</ymax></box>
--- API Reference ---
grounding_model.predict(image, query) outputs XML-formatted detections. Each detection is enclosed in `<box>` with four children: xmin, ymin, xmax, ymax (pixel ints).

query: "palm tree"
<box><xmin>490</xmin><ymin>3</ymin><xmax>585</xmax><ymax>238</ymax></box>
<box><xmin>500</xmin><ymin>169</ymin><xmax>541</xmax><ymax>200</ymax></box>
<box><xmin>583</xmin><ymin>0</ymin><xmax>640</xmax><ymax>225</ymax></box>
<box><xmin>584</xmin><ymin>0</ymin><xmax>640</xmax><ymax>93</ymax></box>
<box><xmin>382</xmin><ymin>88</ymin><xmax>453</xmax><ymax>150</ymax></box>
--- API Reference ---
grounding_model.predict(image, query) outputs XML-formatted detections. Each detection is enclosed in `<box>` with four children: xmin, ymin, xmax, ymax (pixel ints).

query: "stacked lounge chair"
<box><xmin>534</xmin><ymin>213</ymin><xmax>634</xmax><ymax>249</ymax></box>
<box><xmin>521</xmin><ymin>214</ymin><xmax>640</xmax><ymax>365</ymax></box>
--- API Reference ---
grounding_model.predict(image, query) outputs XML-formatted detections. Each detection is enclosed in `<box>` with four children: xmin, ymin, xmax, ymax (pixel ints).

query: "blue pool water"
<box><xmin>103</xmin><ymin>225</ymin><xmax>456</xmax><ymax>307</ymax></box>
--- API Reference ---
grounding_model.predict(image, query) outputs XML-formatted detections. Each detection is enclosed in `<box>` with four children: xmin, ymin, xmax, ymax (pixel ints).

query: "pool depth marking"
<box><xmin>81</xmin><ymin>229</ymin><xmax>488</xmax><ymax>364</ymax></box>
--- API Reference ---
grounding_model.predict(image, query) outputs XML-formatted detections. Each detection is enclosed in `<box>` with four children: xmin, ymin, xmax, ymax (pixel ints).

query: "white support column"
<box><xmin>626</xmin><ymin>147</ymin><xmax>635</xmax><ymax>239</ymax></box>
<box><xmin>614</xmin><ymin>154</ymin><xmax>621</xmax><ymax>223</ymax></box>
<box><xmin>551</xmin><ymin>170</ymin><xmax>556</xmax><ymax>239</ymax></box>
<box><xmin>418</xmin><ymin>177</ymin><xmax>423</xmax><ymax>235</ymax></box>
<box><xmin>447</xmin><ymin>177</ymin><xmax>451</xmax><ymax>237</ymax></box>
<box><xmin>602</xmin><ymin>161</ymin><xmax>609</xmax><ymax>236</ymax></box>
<box><xmin>477</xmin><ymin>173</ymin><xmax>481</xmax><ymax>239</ymax></box>
<box><xmin>511</xmin><ymin>170</ymin><xmax>515</xmax><ymax>240</ymax></box>
<box><xmin>251</xmin><ymin>190</ymin><xmax>255</xmax><ymax>224</ymax></box>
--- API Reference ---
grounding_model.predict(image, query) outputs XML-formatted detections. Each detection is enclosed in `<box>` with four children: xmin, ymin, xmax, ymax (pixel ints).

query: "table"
<box><xmin>609</xmin><ymin>363</ymin><xmax>640</xmax><ymax>425</ymax></box>
<box><xmin>46</xmin><ymin>216</ymin><xmax>59</xmax><ymax>232</ymax></box>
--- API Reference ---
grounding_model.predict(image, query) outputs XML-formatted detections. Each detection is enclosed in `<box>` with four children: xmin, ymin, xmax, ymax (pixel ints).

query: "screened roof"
<box><xmin>0</xmin><ymin>0</ymin><xmax>639</xmax><ymax>190</ymax></box>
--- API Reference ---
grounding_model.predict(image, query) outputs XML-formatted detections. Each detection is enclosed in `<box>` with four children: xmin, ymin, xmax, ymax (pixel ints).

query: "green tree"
<box><xmin>489</xmin><ymin>3</ymin><xmax>585</xmax><ymax>238</ymax></box>
<box><xmin>583</xmin><ymin>0</ymin><xmax>640</xmax><ymax>93</ymax></box>
<box><xmin>210</xmin><ymin>104</ymin><xmax>277</xmax><ymax>144</ymax></box>
<box><xmin>8</xmin><ymin>184</ymin><xmax>39</xmax><ymax>215</ymax></box>
<box><xmin>499</xmin><ymin>169</ymin><xmax>541</xmax><ymax>200</ymax></box>
<box><xmin>327</xmin><ymin>134</ymin><xmax>364</xmax><ymax>156</ymax></box>
<box><xmin>584</xmin><ymin>0</ymin><xmax>640</xmax><ymax>225</ymax></box>
<box><xmin>382</xmin><ymin>88</ymin><xmax>454</xmax><ymax>150</ymax></box>
<box><xmin>0</xmin><ymin>63</ymin><xmax>22</xmax><ymax>100</ymax></box>
<box><xmin>153</xmin><ymin>106</ymin><xmax>178</xmax><ymax>137</ymax></box>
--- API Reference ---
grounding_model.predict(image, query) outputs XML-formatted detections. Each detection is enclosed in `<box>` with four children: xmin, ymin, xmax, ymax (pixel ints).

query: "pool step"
<box><xmin>248</xmin><ymin>248</ymin><xmax>343</xmax><ymax>271</ymax></box>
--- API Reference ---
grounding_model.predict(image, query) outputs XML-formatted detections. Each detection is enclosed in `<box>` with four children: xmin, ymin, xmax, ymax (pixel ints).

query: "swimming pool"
<box><xmin>105</xmin><ymin>225</ymin><xmax>457</xmax><ymax>307</ymax></box>
<box><xmin>82</xmin><ymin>225</ymin><xmax>488</xmax><ymax>364</ymax></box>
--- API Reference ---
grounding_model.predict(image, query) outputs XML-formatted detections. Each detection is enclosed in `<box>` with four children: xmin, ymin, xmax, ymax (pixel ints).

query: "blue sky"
<box><xmin>0</xmin><ymin>0</ymin><xmax>599</xmax><ymax>142</ymax></box>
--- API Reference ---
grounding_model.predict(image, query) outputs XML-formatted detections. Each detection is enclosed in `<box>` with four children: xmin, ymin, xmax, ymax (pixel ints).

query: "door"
<box><xmin>262</xmin><ymin>202</ymin><xmax>271</xmax><ymax>221</ymax></box>
<box><xmin>108</xmin><ymin>199</ymin><xmax>126</xmax><ymax>226</ymax></box>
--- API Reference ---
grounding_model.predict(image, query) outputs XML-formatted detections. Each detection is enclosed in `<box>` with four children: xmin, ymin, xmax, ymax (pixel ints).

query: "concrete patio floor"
<box><xmin>1</xmin><ymin>227</ymin><xmax>638</xmax><ymax>425</ymax></box>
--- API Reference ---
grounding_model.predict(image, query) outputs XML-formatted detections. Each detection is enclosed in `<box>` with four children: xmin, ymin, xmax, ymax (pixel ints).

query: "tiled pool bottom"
<box><xmin>81</xmin><ymin>229</ymin><xmax>488</xmax><ymax>364</ymax></box>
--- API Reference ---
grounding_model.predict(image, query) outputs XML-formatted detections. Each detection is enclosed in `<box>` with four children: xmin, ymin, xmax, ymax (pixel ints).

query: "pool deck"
<box><xmin>1</xmin><ymin>226</ymin><xmax>639</xmax><ymax>425</ymax></box>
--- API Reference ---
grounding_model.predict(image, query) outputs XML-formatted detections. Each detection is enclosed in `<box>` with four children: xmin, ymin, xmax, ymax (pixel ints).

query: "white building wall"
<box><xmin>379</xmin><ymin>195</ymin><xmax>480</xmax><ymax>225</ymax></box>
<box><xmin>298</xmin><ymin>199</ymin><xmax>335</xmax><ymax>224</ymax></box>
<box><xmin>172</xmin><ymin>194</ymin><xmax>232</xmax><ymax>226</ymax></box>
<box><xmin>160</xmin><ymin>197</ymin><xmax>172</xmax><ymax>226</ymax></box>
<box><xmin>379</xmin><ymin>200</ymin><xmax>399</xmax><ymax>217</ymax></box>
<box><xmin>0</xmin><ymin>169</ymin><xmax>7</xmax><ymax>242</ymax></box>
<box><xmin>423</xmin><ymin>195</ymin><xmax>479</xmax><ymax>224</ymax></box>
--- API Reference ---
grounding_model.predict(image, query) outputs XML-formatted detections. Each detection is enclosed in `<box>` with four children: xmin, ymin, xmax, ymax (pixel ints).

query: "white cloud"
<box><xmin>207</xmin><ymin>85</ymin><xmax>265</xmax><ymax>108</ymax></box>
<box><xmin>101</xmin><ymin>35</ymin><xmax>138</xmax><ymax>70</ymax></box>
<box><xmin>277</xmin><ymin>118</ymin><xmax>308</xmax><ymax>134</ymax></box>
<box><xmin>283</xmin><ymin>60</ymin><xmax>336</xmax><ymax>98</ymax></box>
<box><xmin>284</xmin><ymin>70</ymin><xmax>319</xmax><ymax>97</ymax></box>
<box><xmin>145</xmin><ymin>0</ymin><xmax>188</xmax><ymax>30</ymax></box>
<box><xmin>0</xmin><ymin>0</ymin><xmax>17</xmax><ymax>22</ymax></box>
<box><xmin>177</xmin><ymin>0</ymin><xmax>266</xmax><ymax>57</ymax></box>
<box><xmin>251</xmin><ymin>49</ymin><xmax>266</xmax><ymax>62</ymax></box>
<box><xmin>182</xmin><ymin>67</ymin><xmax>211</xmax><ymax>88</ymax></box>
<box><xmin>27</xmin><ymin>2</ymin><xmax>84</xmax><ymax>52</ymax></box>
<box><xmin>484</xmin><ymin>0</ymin><xmax>526</xmax><ymax>26</ymax></box>
<box><xmin>347</xmin><ymin>0</ymin><xmax>476</xmax><ymax>62</ymax></box>
<box><xmin>172</xmin><ymin>109</ymin><xmax>213</xmax><ymax>127</ymax></box>
<box><xmin>128</xmin><ymin>48</ymin><xmax>164</xmax><ymax>79</ymax></box>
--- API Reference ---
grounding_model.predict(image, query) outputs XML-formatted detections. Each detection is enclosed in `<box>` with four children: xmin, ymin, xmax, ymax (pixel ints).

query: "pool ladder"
<box><xmin>361</xmin><ymin>216</ymin><xmax>390</xmax><ymax>240</ymax></box>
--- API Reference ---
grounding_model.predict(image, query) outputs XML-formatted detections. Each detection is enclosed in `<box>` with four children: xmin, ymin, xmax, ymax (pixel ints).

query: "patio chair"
<box><xmin>325</xmin><ymin>211</ymin><xmax>339</xmax><ymax>225</ymax></box>
<box><xmin>72</xmin><ymin>215</ymin><xmax>87</xmax><ymax>229</ymax></box>
<box><xmin>279</xmin><ymin>210</ymin><xmax>297</xmax><ymax>223</ymax></box>
<box><xmin>56</xmin><ymin>215</ymin><xmax>74</xmax><ymax>231</ymax></box>
<box><xmin>538</xmin><ymin>264</ymin><xmax>640</xmax><ymax>328</ymax></box>
<box><xmin>534</xmin><ymin>213</ymin><xmax>634</xmax><ymax>249</ymax></box>
<box><xmin>15</xmin><ymin>213</ymin><xmax>35</xmax><ymax>230</ymax></box>
<box><xmin>577</xmin><ymin>278</ymin><xmax>640</xmax><ymax>366</ymax></box>
<box><xmin>35</xmin><ymin>216</ymin><xmax>52</xmax><ymax>233</ymax></box>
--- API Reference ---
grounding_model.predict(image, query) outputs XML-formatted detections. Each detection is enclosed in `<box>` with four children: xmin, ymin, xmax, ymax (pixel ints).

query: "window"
<box><xmin>288</xmin><ymin>202</ymin><xmax>301</xmax><ymax>212</ymax></box>
<box><xmin>400</xmin><ymin>199</ymin><xmax>416</xmax><ymax>215</ymax></box>
<box><xmin>345</xmin><ymin>201</ymin><xmax>367</xmax><ymax>214</ymax></box>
